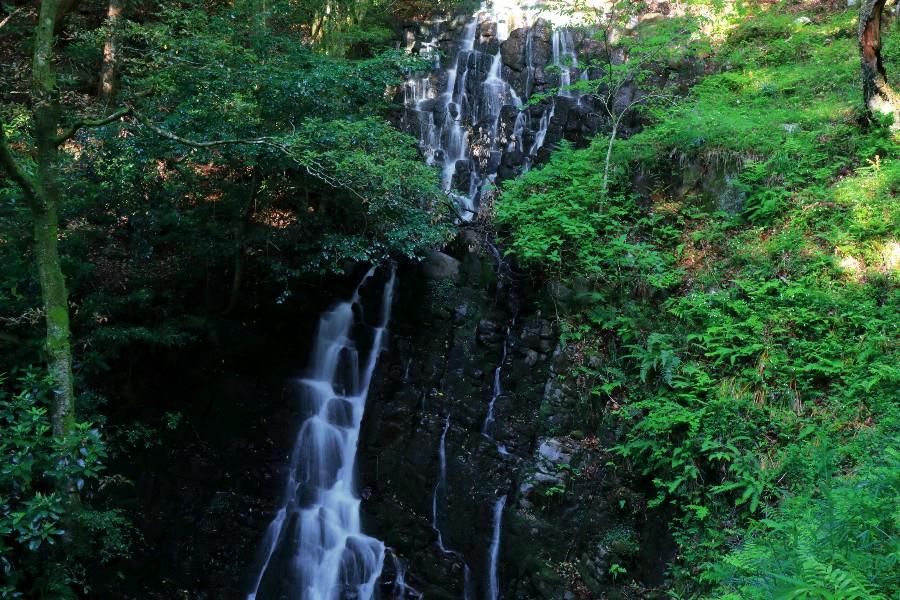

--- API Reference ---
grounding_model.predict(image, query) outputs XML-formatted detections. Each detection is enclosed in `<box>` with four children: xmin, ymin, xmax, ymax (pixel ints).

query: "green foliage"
<box><xmin>498</xmin><ymin>1</ymin><xmax>900</xmax><ymax>596</ymax></box>
<box><xmin>0</xmin><ymin>370</ymin><xmax>132</xmax><ymax>598</ymax></box>
<box><xmin>714</xmin><ymin>446</ymin><xmax>900</xmax><ymax>599</ymax></box>
<box><xmin>496</xmin><ymin>142</ymin><xmax>679</xmax><ymax>293</ymax></box>
<box><xmin>544</xmin><ymin>484</ymin><xmax>566</xmax><ymax>499</ymax></box>
<box><xmin>608</xmin><ymin>563</ymin><xmax>627</xmax><ymax>580</ymax></box>
<box><xmin>122</xmin><ymin>1</ymin><xmax>451</xmax><ymax>268</ymax></box>
<box><xmin>3</xmin><ymin>0</ymin><xmax>451</xmax><ymax>594</ymax></box>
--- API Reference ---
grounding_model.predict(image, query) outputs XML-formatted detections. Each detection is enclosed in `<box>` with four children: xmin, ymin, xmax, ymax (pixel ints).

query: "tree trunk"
<box><xmin>53</xmin><ymin>0</ymin><xmax>82</xmax><ymax>34</ymax></box>
<box><xmin>32</xmin><ymin>201</ymin><xmax>76</xmax><ymax>436</ymax></box>
<box><xmin>33</xmin><ymin>0</ymin><xmax>77</xmax><ymax>437</ymax></box>
<box><xmin>98</xmin><ymin>0</ymin><xmax>123</xmax><ymax>104</ymax></box>
<box><xmin>0</xmin><ymin>129</ymin><xmax>69</xmax><ymax>409</ymax></box>
<box><xmin>859</xmin><ymin>0</ymin><xmax>900</xmax><ymax>125</ymax></box>
<box><xmin>602</xmin><ymin>120</ymin><xmax>619</xmax><ymax>198</ymax></box>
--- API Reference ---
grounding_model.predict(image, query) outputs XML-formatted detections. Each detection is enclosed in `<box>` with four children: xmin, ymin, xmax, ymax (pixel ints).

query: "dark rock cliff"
<box><xmin>357</xmin><ymin>236</ymin><xmax>674</xmax><ymax>599</ymax></box>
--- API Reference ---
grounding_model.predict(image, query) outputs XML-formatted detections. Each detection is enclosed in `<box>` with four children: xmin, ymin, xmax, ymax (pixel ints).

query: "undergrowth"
<box><xmin>497</xmin><ymin>2</ymin><xmax>899</xmax><ymax>597</ymax></box>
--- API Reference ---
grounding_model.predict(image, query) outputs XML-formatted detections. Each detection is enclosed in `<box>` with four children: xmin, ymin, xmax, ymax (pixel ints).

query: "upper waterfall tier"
<box><xmin>400</xmin><ymin>2</ymin><xmax>607</xmax><ymax>220</ymax></box>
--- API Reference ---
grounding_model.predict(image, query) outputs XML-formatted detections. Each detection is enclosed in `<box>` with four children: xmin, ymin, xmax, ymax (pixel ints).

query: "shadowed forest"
<box><xmin>1</xmin><ymin>0</ymin><xmax>897</xmax><ymax>598</ymax></box>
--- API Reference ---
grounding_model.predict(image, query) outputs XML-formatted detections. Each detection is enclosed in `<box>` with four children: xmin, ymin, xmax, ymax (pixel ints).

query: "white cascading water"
<box><xmin>482</xmin><ymin>327</ymin><xmax>509</xmax><ymax>438</ymax></box>
<box><xmin>552</xmin><ymin>28</ymin><xmax>579</xmax><ymax>98</ymax></box>
<box><xmin>432</xmin><ymin>414</ymin><xmax>453</xmax><ymax>553</ymax></box>
<box><xmin>486</xmin><ymin>495</ymin><xmax>507</xmax><ymax>600</ymax></box>
<box><xmin>247</xmin><ymin>266</ymin><xmax>395</xmax><ymax>600</ymax></box>
<box><xmin>523</xmin><ymin>101</ymin><xmax>555</xmax><ymax>173</ymax></box>
<box><xmin>404</xmin><ymin>2</ymin><xmax>589</xmax><ymax>220</ymax></box>
<box><xmin>390</xmin><ymin>552</ymin><xmax>423</xmax><ymax>599</ymax></box>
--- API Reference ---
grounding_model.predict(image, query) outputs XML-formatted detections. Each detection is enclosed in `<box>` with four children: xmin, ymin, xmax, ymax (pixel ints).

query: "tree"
<box><xmin>2</xmin><ymin>0</ymin><xmax>135</xmax><ymax>436</ymax></box>
<box><xmin>98</xmin><ymin>0</ymin><xmax>124</xmax><ymax>104</ymax></box>
<box><xmin>1</xmin><ymin>1</ymin><xmax>448</xmax><ymax>439</ymax></box>
<box><xmin>859</xmin><ymin>0</ymin><xmax>899</xmax><ymax>126</ymax></box>
<box><xmin>0</xmin><ymin>0</ymin><xmax>80</xmax><ymax>437</ymax></box>
<box><xmin>586</xmin><ymin>9</ymin><xmax>683</xmax><ymax>196</ymax></box>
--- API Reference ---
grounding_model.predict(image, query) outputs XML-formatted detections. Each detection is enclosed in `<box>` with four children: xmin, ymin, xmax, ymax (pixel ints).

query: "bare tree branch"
<box><xmin>0</xmin><ymin>7</ymin><xmax>22</xmax><ymax>30</ymax></box>
<box><xmin>0</xmin><ymin>119</ymin><xmax>39</xmax><ymax>204</ymax></box>
<box><xmin>131</xmin><ymin>110</ymin><xmax>281</xmax><ymax>150</ymax></box>
<box><xmin>54</xmin><ymin>106</ymin><xmax>132</xmax><ymax>144</ymax></box>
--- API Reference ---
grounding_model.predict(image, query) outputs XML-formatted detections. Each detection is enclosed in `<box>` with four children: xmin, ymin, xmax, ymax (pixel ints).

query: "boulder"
<box><xmin>422</xmin><ymin>251</ymin><xmax>461</xmax><ymax>281</ymax></box>
<box><xmin>500</xmin><ymin>28</ymin><xmax>527</xmax><ymax>71</ymax></box>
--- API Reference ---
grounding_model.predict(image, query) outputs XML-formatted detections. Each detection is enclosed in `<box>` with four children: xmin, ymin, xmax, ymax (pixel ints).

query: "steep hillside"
<box><xmin>497</xmin><ymin>2</ymin><xmax>899</xmax><ymax>597</ymax></box>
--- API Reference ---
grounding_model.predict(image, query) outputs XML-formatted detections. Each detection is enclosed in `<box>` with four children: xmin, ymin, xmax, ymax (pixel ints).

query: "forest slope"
<box><xmin>498</xmin><ymin>2</ymin><xmax>899</xmax><ymax>597</ymax></box>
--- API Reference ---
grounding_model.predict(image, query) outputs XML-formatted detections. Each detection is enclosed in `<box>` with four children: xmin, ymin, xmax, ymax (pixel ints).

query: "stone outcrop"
<box><xmin>353</xmin><ymin>235</ymin><xmax>674</xmax><ymax>598</ymax></box>
<box><xmin>358</xmin><ymin>240</ymin><xmax>559</xmax><ymax>598</ymax></box>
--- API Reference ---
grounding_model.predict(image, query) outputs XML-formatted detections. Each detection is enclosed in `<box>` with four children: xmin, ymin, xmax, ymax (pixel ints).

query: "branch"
<box><xmin>130</xmin><ymin>109</ymin><xmax>368</xmax><ymax>201</ymax></box>
<box><xmin>0</xmin><ymin>120</ymin><xmax>38</xmax><ymax>204</ymax></box>
<box><xmin>0</xmin><ymin>7</ymin><xmax>22</xmax><ymax>30</ymax></box>
<box><xmin>131</xmin><ymin>109</ymin><xmax>280</xmax><ymax>150</ymax></box>
<box><xmin>54</xmin><ymin>106</ymin><xmax>132</xmax><ymax>144</ymax></box>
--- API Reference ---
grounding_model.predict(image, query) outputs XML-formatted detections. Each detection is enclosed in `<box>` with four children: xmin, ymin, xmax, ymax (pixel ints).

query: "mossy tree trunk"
<box><xmin>859</xmin><ymin>0</ymin><xmax>900</xmax><ymax>125</ymax></box>
<box><xmin>0</xmin><ymin>0</ymin><xmax>77</xmax><ymax>436</ymax></box>
<box><xmin>33</xmin><ymin>0</ymin><xmax>76</xmax><ymax>437</ymax></box>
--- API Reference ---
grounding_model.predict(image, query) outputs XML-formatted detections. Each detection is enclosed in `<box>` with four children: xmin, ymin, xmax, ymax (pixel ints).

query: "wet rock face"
<box><xmin>497</xmin><ymin>17</ymin><xmax>552</xmax><ymax>98</ymax></box>
<box><xmin>357</xmin><ymin>244</ymin><xmax>561</xmax><ymax>598</ymax></box>
<box><xmin>398</xmin><ymin>9</ymin><xmax>612</xmax><ymax>210</ymax></box>
<box><xmin>422</xmin><ymin>250</ymin><xmax>461</xmax><ymax>282</ymax></box>
<box><xmin>354</xmin><ymin>239</ymin><xmax>675</xmax><ymax>598</ymax></box>
<box><xmin>500</xmin><ymin>28</ymin><xmax>528</xmax><ymax>71</ymax></box>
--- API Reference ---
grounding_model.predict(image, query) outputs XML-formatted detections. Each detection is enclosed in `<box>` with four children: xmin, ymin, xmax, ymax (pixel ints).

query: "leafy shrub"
<box><xmin>0</xmin><ymin>371</ymin><xmax>133</xmax><ymax>598</ymax></box>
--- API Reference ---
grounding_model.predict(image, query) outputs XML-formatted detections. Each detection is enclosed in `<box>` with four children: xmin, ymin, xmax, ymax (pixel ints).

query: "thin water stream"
<box><xmin>486</xmin><ymin>495</ymin><xmax>507</xmax><ymax>600</ymax></box>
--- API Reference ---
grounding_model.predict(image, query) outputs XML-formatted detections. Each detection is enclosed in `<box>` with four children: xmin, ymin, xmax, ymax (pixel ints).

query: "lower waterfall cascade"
<box><xmin>247</xmin><ymin>267</ymin><xmax>396</xmax><ymax>600</ymax></box>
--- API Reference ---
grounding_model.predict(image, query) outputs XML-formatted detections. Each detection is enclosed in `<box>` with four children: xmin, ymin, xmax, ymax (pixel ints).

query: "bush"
<box><xmin>0</xmin><ymin>370</ymin><xmax>133</xmax><ymax>598</ymax></box>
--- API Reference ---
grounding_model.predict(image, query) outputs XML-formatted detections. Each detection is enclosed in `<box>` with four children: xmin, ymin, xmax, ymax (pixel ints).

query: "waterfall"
<box><xmin>392</xmin><ymin>555</ymin><xmax>408</xmax><ymax>599</ymax></box>
<box><xmin>552</xmin><ymin>28</ymin><xmax>579</xmax><ymax>98</ymax></box>
<box><xmin>486</xmin><ymin>495</ymin><xmax>507</xmax><ymax>600</ymax></box>
<box><xmin>390</xmin><ymin>552</ymin><xmax>423</xmax><ymax>599</ymax></box>
<box><xmin>524</xmin><ymin>101</ymin><xmax>555</xmax><ymax>172</ymax></box>
<box><xmin>432</xmin><ymin>414</ymin><xmax>452</xmax><ymax>553</ymax></box>
<box><xmin>482</xmin><ymin>328</ymin><xmax>509</xmax><ymax>438</ymax></box>
<box><xmin>395</xmin><ymin>5</ymin><xmax>598</xmax><ymax>597</ymax></box>
<box><xmin>523</xmin><ymin>27</ymin><xmax>536</xmax><ymax>99</ymax></box>
<box><xmin>403</xmin><ymin>2</ymin><xmax>591</xmax><ymax>220</ymax></box>
<box><xmin>247</xmin><ymin>266</ymin><xmax>396</xmax><ymax>600</ymax></box>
